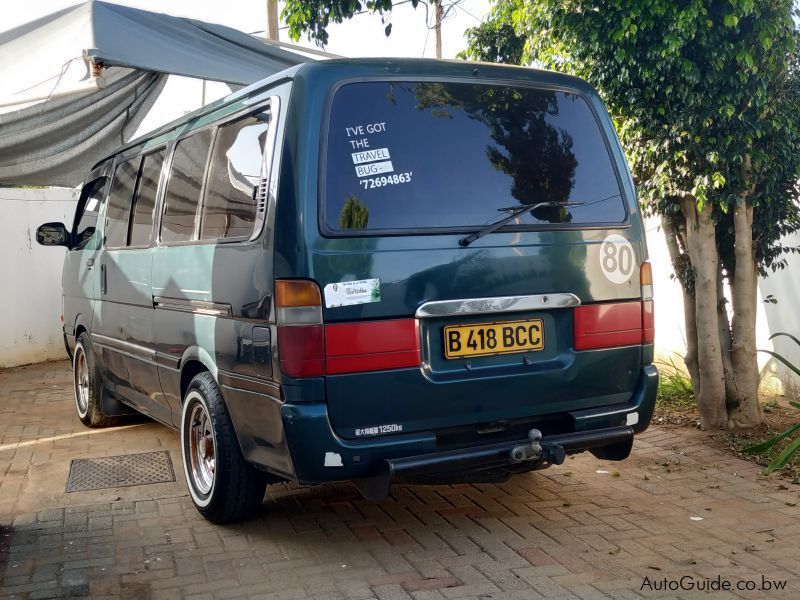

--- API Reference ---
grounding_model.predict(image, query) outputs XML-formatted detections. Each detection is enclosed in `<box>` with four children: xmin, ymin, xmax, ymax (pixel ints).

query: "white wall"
<box><xmin>0</xmin><ymin>75</ymin><xmax>223</xmax><ymax>368</ymax></box>
<box><xmin>644</xmin><ymin>217</ymin><xmax>689</xmax><ymax>358</ymax></box>
<box><xmin>644</xmin><ymin>216</ymin><xmax>791</xmax><ymax>392</ymax></box>
<box><xmin>0</xmin><ymin>187</ymin><xmax>77</xmax><ymax>367</ymax></box>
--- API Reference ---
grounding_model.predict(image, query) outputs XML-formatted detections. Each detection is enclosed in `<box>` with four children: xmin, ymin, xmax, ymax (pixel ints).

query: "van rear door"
<box><xmin>310</xmin><ymin>79</ymin><xmax>647</xmax><ymax>440</ymax></box>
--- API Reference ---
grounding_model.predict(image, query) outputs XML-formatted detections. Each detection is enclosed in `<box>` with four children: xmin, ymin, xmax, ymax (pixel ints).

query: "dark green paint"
<box><xmin>54</xmin><ymin>59</ymin><xmax>656</xmax><ymax>486</ymax></box>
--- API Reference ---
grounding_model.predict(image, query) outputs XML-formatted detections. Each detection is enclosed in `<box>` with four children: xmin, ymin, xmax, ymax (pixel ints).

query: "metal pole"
<box><xmin>266</xmin><ymin>0</ymin><xmax>279</xmax><ymax>41</ymax></box>
<box><xmin>434</xmin><ymin>1</ymin><xmax>443</xmax><ymax>59</ymax></box>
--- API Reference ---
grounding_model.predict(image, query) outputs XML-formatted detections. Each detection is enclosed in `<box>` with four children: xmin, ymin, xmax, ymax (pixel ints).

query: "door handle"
<box><xmin>100</xmin><ymin>264</ymin><xmax>107</xmax><ymax>295</ymax></box>
<box><xmin>86</xmin><ymin>258</ymin><xmax>94</xmax><ymax>269</ymax></box>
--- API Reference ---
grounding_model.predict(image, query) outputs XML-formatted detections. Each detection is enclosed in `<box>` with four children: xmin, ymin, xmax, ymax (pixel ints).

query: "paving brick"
<box><xmin>4</xmin><ymin>360</ymin><xmax>800</xmax><ymax>599</ymax></box>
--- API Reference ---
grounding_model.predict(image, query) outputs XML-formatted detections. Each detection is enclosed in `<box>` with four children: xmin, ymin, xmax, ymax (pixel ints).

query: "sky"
<box><xmin>2</xmin><ymin>0</ymin><xmax>492</xmax><ymax>59</ymax></box>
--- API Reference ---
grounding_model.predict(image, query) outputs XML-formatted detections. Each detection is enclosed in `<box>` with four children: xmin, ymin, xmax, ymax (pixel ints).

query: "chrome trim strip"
<box><xmin>91</xmin><ymin>333</ymin><xmax>156</xmax><ymax>360</ymax></box>
<box><xmin>218</xmin><ymin>369</ymin><xmax>280</xmax><ymax>396</ymax></box>
<box><xmin>155</xmin><ymin>351</ymin><xmax>181</xmax><ymax>371</ymax></box>
<box><xmin>153</xmin><ymin>296</ymin><xmax>232</xmax><ymax>317</ymax></box>
<box><xmin>415</xmin><ymin>293</ymin><xmax>581</xmax><ymax>319</ymax></box>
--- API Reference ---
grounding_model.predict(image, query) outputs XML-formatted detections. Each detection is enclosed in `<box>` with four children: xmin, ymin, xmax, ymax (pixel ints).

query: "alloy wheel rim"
<box><xmin>187</xmin><ymin>401</ymin><xmax>215</xmax><ymax>495</ymax></box>
<box><xmin>74</xmin><ymin>347</ymin><xmax>89</xmax><ymax>416</ymax></box>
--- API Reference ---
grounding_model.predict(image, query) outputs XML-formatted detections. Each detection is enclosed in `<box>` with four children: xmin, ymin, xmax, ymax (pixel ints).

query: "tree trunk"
<box><xmin>661</xmin><ymin>215</ymin><xmax>700</xmax><ymax>391</ymax></box>
<box><xmin>680</xmin><ymin>197</ymin><xmax>728</xmax><ymax>429</ymax></box>
<box><xmin>727</xmin><ymin>157</ymin><xmax>763</xmax><ymax>428</ymax></box>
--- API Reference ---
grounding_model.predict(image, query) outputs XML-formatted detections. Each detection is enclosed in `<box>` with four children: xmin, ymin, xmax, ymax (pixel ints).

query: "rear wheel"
<box><xmin>72</xmin><ymin>333</ymin><xmax>114</xmax><ymax>428</ymax></box>
<box><xmin>180</xmin><ymin>372</ymin><xmax>267</xmax><ymax>523</ymax></box>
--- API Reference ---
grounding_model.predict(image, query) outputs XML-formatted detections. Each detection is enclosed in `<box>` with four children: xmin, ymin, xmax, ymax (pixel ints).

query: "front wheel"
<box><xmin>180</xmin><ymin>372</ymin><xmax>267</xmax><ymax>523</ymax></box>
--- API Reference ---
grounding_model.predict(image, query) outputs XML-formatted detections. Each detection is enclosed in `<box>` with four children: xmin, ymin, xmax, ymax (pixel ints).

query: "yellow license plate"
<box><xmin>443</xmin><ymin>318</ymin><xmax>545</xmax><ymax>359</ymax></box>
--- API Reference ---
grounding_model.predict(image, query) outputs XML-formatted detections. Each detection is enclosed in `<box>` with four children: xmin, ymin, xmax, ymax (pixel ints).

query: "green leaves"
<box><xmin>764</xmin><ymin>436</ymin><xmax>800</xmax><ymax>474</ymax></box>
<box><xmin>464</xmin><ymin>0</ymin><xmax>800</xmax><ymax>280</ymax></box>
<box><xmin>723</xmin><ymin>14</ymin><xmax>739</xmax><ymax>27</ymax></box>
<box><xmin>742</xmin><ymin>422</ymin><xmax>800</xmax><ymax>455</ymax></box>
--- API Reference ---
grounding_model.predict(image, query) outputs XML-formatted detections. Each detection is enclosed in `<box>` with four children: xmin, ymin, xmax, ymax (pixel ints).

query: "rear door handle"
<box><xmin>100</xmin><ymin>264</ymin><xmax>107</xmax><ymax>295</ymax></box>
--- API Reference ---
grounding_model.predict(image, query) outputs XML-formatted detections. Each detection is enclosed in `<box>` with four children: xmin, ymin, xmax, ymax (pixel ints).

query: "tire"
<box><xmin>180</xmin><ymin>372</ymin><xmax>267</xmax><ymax>524</ymax></box>
<box><xmin>72</xmin><ymin>333</ymin><xmax>115</xmax><ymax>428</ymax></box>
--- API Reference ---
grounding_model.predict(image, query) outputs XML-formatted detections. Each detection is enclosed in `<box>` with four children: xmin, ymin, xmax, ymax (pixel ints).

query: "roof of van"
<box><xmin>96</xmin><ymin>58</ymin><xmax>595</xmax><ymax>168</ymax></box>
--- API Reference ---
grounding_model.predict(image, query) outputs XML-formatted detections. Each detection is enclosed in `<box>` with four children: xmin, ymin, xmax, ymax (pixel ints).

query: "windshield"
<box><xmin>323</xmin><ymin>81</ymin><xmax>626</xmax><ymax>234</ymax></box>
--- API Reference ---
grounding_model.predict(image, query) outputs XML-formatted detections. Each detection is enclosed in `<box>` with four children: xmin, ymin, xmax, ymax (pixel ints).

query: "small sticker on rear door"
<box><xmin>599</xmin><ymin>234</ymin><xmax>636</xmax><ymax>284</ymax></box>
<box><xmin>324</xmin><ymin>278</ymin><xmax>381</xmax><ymax>308</ymax></box>
<box><xmin>355</xmin><ymin>423</ymin><xmax>403</xmax><ymax>436</ymax></box>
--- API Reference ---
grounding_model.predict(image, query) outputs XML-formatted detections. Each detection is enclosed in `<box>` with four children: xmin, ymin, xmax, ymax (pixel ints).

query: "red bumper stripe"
<box><xmin>325</xmin><ymin>319</ymin><xmax>420</xmax><ymax>374</ymax></box>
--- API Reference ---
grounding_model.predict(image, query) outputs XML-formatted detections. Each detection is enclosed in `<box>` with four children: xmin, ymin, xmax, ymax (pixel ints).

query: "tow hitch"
<box><xmin>355</xmin><ymin>425</ymin><xmax>633</xmax><ymax>501</ymax></box>
<box><xmin>509</xmin><ymin>429</ymin><xmax>566</xmax><ymax>465</ymax></box>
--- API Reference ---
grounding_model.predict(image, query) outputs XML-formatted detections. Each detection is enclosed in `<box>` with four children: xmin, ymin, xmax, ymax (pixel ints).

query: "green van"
<box><xmin>37</xmin><ymin>59</ymin><xmax>657</xmax><ymax>523</ymax></box>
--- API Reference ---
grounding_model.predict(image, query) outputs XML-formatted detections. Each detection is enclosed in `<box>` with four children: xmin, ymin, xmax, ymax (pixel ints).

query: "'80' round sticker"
<box><xmin>599</xmin><ymin>234</ymin><xmax>636</xmax><ymax>284</ymax></box>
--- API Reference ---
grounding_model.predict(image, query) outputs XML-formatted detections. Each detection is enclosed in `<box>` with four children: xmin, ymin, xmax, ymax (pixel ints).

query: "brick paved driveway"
<box><xmin>2</xmin><ymin>361</ymin><xmax>800</xmax><ymax>599</ymax></box>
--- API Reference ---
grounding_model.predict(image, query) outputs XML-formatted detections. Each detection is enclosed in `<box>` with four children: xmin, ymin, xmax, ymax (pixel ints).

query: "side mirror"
<box><xmin>36</xmin><ymin>222</ymin><xmax>71</xmax><ymax>247</ymax></box>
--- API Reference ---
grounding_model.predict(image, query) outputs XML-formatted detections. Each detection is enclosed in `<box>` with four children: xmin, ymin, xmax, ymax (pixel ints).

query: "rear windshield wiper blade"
<box><xmin>458</xmin><ymin>200</ymin><xmax>585</xmax><ymax>247</ymax></box>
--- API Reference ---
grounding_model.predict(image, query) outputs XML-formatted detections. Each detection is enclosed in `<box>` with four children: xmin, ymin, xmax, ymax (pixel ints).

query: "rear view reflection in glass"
<box><xmin>201</xmin><ymin>115</ymin><xmax>269</xmax><ymax>240</ymax></box>
<box><xmin>324</xmin><ymin>81</ymin><xmax>625</xmax><ymax>233</ymax></box>
<box><xmin>162</xmin><ymin>130</ymin><xmax>212</xmax><ymax>243</ymax></box>
<box><xmin>412</xmin><ymin>83</ymin><xmax>577</xmax><ymax>224</ymax></box>
<box><xmin>338</xmin><ymin>195</ymin><xmax>369</xmax><ymax>229</ymax></box>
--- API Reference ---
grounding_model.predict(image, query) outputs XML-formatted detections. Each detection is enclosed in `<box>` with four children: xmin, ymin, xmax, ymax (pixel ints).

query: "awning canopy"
<box><xmin>0</xmin><ymin>1</ymin><xmax>309</xmax><ymax>187</ymax></box>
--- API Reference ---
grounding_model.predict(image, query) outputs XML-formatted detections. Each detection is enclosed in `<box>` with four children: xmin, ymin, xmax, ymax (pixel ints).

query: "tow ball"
<box><xmin>509</xmin><ymin>429</ymin><xmax>566</xmax><ymax>465</ymax></box>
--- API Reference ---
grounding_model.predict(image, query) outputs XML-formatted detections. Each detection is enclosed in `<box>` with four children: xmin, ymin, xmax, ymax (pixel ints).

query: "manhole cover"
<box><xmin>66</xmin><ymin>451</ymin><xmax>176</xmax><ymax>492</ymax></box>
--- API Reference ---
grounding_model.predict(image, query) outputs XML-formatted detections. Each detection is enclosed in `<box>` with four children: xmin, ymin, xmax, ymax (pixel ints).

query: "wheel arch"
<box><xmin>179</xmin><ymin>347</ymin><xmax>218</xmax><ymax>403</ymax></box>
<box><xmin>176</xmin><ymin>349</ymin><xmax>260</xmax><ymax>483</ymax></box>
<box><xmin>69</xmin><ymin>313</ymin><xmax>92</xmax><ymax>358</ymax></box>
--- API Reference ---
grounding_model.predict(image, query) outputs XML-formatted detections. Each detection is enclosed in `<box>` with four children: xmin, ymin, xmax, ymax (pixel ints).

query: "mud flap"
<box><xmin>589</xmin><ymin>436</ymin><xmax>633</xmax><ymax>461</ymax></box>
<box><xmin>100</xmin><ymin>387</ymin><xmax>139</xmax><ymax>418</ymax></box>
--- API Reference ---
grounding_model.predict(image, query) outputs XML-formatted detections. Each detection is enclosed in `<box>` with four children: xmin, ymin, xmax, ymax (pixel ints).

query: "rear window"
<box><xmin>323</xmin><ymin>81</ymin><xmax>626</xmax><ymax>233</ymax></box>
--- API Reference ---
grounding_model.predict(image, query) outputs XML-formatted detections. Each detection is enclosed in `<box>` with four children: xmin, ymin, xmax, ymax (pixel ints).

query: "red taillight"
<box><xmin>326</xmin><ymin>319</ymin><xmax>419</xmax><ymax>374</ymax></box>
<box><xmin>275</xmin><ymin>279</ymin><xmax>421</xmax><ymax>378</ymax></box>
<box><xmin>640</xmin><ymin>261</ymin><xmax>655</xmax><ymax>344</ymax></box>
<box><xmin>573</xmin><ymin>262</ymin><xmax>656</xmax><ymax>350</ymax></box>
<box><xmin>276</xmin><ymin>280</ymin><xmax>325</xmax><ymax>378</ymax></box>
<box><xmin>277</xmin><ymin>325</ymin><xmax>325</xmax><ymax>378</ymax></box>
<box><xmin>574</xmin><ymin>301</ymin><xmax>643</xmax><ymax>350</ymax></box>
<box><xmin>642</xmin><ymin>300</ymin><xmax>654</xmax><ymax>344</ymax></box>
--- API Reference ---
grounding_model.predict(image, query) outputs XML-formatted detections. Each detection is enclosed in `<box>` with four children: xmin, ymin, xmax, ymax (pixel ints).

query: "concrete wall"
<box><xmin>0</xmin><ymin>187</ymin><xmax>77</xmax><ymax>367</ymax></box>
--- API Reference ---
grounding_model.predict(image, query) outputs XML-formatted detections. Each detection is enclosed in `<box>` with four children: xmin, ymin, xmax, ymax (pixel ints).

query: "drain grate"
<box><xmin>66</xmin><ymin>451</ymin><xmax>176</xmax><ymax>492</ymax></box>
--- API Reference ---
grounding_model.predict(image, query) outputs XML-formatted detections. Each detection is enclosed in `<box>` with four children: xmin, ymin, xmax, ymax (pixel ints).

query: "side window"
<box><xmin>200</xmin><ymin>114</ymin><xmax>269</xmax><ymax>240</ymax></box>
<box><xmin>105</xmin><ymin>158</ymin><xmax>139</xmax><ymax>248</ymax></box>
<box><xmin>161</xmin><ymin>130</ymin><xmax>213</xmax><ymax>243</ymax></box>
<box><xmin>129</xmin><ymin>149</ymin><xmax>165</xmax><ymax>246</ymax></box>
<box><xmin>73</xmin><ymin>177</ymin><xmax>108</xmax><ymax>250</ymax></box>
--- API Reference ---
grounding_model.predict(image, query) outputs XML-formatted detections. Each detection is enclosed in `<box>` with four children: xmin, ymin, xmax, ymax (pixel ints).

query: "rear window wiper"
<box><xmin>458</xmin><ymin>200</ymin><xmax>586</xmax><ymax>247</ymax></box>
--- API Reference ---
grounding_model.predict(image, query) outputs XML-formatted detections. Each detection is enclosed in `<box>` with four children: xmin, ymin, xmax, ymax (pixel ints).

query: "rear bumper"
<box><xmin>280</xmin><ymin>364</ymin><xmax>658</xmax><ymax>484</ymax></box>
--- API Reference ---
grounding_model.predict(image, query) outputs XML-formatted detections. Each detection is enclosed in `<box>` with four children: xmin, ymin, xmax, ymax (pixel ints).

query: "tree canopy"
<box><xmin>283</xmin><ymin>0</ymin><xmax>423</xmax><ymax>46</ymax></box>
<box><xmin>463</xmin><ymin>0</ymin><xmax>800</xmax><ymax>429</ymax></box>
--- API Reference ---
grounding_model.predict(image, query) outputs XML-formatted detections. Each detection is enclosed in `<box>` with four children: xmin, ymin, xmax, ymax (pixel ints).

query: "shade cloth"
<box><xmin>0</xmin><ymin>1</ymin><xmax>308</xmax><ymax>186</ymax></box>
<box><xmin>0</xmin><ymin>69</ymin><xmax>166</xmax><ymax>186</ymax></box>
